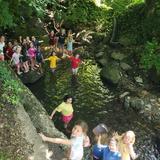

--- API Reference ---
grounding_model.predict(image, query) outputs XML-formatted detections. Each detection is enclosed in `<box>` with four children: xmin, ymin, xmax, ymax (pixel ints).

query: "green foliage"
<box><xmin>63</xmin><ymin>0</ymin><xmax>112</xmax><ymax>32</ymax></box>
<box><xmin>140</xmin><ymin>39</ymin><xmax>160</xmax><ymax>71</ymax></box>
<box><xmin>0</xmin><ymin>63</ymin><xmax>22</xmax><ymax>105</ymax></box>
<box><xmin>105</xmin><ymin>0</ymin><xmax>144</xmax><ymax>15</ymax></box>
<box><xmin>0</xmin><ymin>1</ymin><xmax>13</xmax><ymax>27</ymax></box>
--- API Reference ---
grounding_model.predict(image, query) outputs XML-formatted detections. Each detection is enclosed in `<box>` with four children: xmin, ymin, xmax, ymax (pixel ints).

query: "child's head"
<box><xmin>8</xmin><ymin>42</ymin><xmax>12</xmax><ymax>47</ymax></box>
<box><xmin>123</xmin><ymin>130</ymin><xmax>135</xmax><ymax>145</ymax></box>
<box><xmin>108</xmin><ymin>137</ymin><xmax>118</xmax><ymax>152</ymax></box>
<box><xmin>31</xmin><ymin>36</ymin><xmax>36</xmax><ymax>41</ymax></box>
<box><xmin>61</xmin><ymin>28</ymin><xmax>66</xmax><ymax>34</ymax></box>
<box><xmin>75</xmin><ymin>54</ymin><xmax>80</xmax><ymax>59</ymax></box>
<box><xmin>30</xmin><ymin>42</ymin><xmax>34</xmax><ymax>48</ymax></box>
<box><xmin>0</xmin><ymin>35</ymin><xmax>5</xmax><ymax>42</ymax></box>
<box><xmin>23</xmin><ymin>38</ymin><xmax>26</xmax><ymax>43</ymax></box>
<box><xmin>51</xmin><ymin>51</ymin><xmax>56</xmax><ymax>56</ymax></box>
<box><xmin>50</xmin><ymin>30</ymin><xmax>54</xmax><ymax>35</ymax></box>
<box><xmin>63</xmin><ymin>95</ymin><xmax>73</xmax><ymax>104</ymax></box>
<box><xmin>16</xmin><ymin>46</ymin><xmax>21</xmax><ymax>53</ymax></box>
<box><xmin>68</xmin><ymin>29</ymin><xmax>72</xmax><ymax>36</ymax></box>
<box><xmin>72</xmin><ymin>120</ymin><xmax>88</xmax><ymax>137</ymax></box>
<box><xmin>26</xmin><ymin>36</ymin><xmax>30</xmax><ymax>41</ymax></box>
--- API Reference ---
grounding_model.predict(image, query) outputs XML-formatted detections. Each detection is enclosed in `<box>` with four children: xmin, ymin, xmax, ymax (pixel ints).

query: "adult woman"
<box><xmin>50</xmin><ymin>95</ymin><xmax>73</xmax><ymax>128</ymax></box>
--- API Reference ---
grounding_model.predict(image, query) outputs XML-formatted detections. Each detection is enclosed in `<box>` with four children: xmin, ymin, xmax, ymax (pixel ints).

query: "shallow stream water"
<box><xmin>28</xmin><ymin>58</ymin><xmax>160</xmax><ymax>160</ymax></box>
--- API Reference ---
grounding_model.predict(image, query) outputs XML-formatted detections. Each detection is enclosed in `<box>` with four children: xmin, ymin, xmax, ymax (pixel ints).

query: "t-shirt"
<box><xmin>103</xmin><ymin>147</ymin><xmax>121</xmax><ymax>160</ymax></box>
<box><xmin>28</xmin><ymin>47</ymin><xmax>36</xmax><ymax>58</ymax></box>
<box><xmin>70</xmin><ymin>134</ymin><xmax>84</xmax><ymax>160</ymax></box>
<box><xmin>0</xmin><ymin>42</ymin><xmax>5</xmax><ymax>54</ymax></box>
<box><xmin>55</xmin><ymin>102</ymin><xmax>73</xmax><ymax>116</ymax></box>
<box><xmin>93</xmin><ymin>144</ymin><xmax>108</xmax><ymax>159</ymax></box>
<box><xmin>12</xmin><ymin>52</ymin><xmax>21</xmax><ymax>64</ymax></box>
<box><xmin>46</xmin><ymin>55</ymin><xmax>60</xmax><ymax>68</ymax></box>
<box><xmin>58</xmin><ymin>33</ymin><xmax>66</xmax><ymax>44</ymax></box>
<box><xmin>67</xmin><ymin>41</ymin><xmax>73</xmax><ymax>51</ymax></box>
<box><xmin>5</xmin><ymin>47</ymin><xmax>13</xmax><ymax>59</ymax></box>
<box><xmin>69</xmin><ymin>56</ymin><xmax>81</xmax><ymax>69</ymax></box>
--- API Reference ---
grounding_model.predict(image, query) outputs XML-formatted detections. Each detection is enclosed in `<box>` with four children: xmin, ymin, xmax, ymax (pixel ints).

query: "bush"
<box><xmin>140</xmin><ymin>39</ymin><xmax>160</xmax><ymax>71</ymax></box>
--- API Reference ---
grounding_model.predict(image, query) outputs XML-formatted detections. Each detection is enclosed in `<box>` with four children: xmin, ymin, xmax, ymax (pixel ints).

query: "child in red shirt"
<box><xmin>69</xmin><ymin>54</ymin><xmax>82</xmax><ymax>75</ymax></box>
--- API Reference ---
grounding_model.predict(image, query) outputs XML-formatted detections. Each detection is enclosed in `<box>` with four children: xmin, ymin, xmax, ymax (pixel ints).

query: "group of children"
<box><xmin>0</xmin><ymin>35</ymin><xmax>44</xmax><ymax>75</ymax></box>
<box><xmin>0</xmin><ymin>31</ymin><xmax>83</xmax><ymax>77</ymax></box>
<box><xmin>40</xmin><ymin>95</ymin><xmax>138</xmax><ymax>160</ymax></box>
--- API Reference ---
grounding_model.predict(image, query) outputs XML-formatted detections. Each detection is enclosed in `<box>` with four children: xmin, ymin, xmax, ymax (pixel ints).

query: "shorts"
<box><xmin>50</xmin><ymin>68</ymin><xmax>56</xmax><ymax>73</ymax></box>
<box><xmin>62</xmin><ymin>114</ymin><xmax>73</xmax><ymax>123</ymax></box>
<box><xmin>58</xmin><ymin>43</ymin><xmax>64</xmax><ymax>48</ymax></box>
<box><xmin>72</xmin><ymin>68</ymin><xmax>78</xmax><ymax>74</ymax></box>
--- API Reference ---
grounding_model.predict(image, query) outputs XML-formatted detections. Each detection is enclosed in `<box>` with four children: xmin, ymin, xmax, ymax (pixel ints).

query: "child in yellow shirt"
<box><xmin>50</xmin><ymin>95</ymin><xmax>74</xmax><ymax>128</ymax></box>
<box><xmin>44</xmin><ymin>51</ymin><xmax>60</xmax><ymax>73</ymax></box>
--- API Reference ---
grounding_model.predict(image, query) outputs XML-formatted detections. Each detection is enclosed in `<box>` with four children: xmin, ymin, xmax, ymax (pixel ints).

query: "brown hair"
<box><xmin>74</xmin><ymin>120</ymin><xmax>88</xmax><ymax>134</ymax></box>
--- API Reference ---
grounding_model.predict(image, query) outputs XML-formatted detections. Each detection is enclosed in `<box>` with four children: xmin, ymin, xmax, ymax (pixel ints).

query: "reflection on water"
<box><xmin>28</xmin><ymin>59</ymin><xmax>160</xmax><ymax>159</ymax></box>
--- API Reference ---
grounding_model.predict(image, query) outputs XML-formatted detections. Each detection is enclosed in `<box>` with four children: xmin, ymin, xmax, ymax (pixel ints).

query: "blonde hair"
<box><xmin>122</xmin><ymin>130</ymin><xmax>135</xmax><ymax>144</ymax></box>
<box><xmin>115</xmin><ymin>131</ymin><xmax>136</xmax><ymax>159</ymax></box>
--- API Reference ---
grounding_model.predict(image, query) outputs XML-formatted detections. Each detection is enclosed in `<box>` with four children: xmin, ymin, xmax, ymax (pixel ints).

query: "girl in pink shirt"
<box><xmin>28</xmin><ymin>42</ymin><xmax>37</xmax><ymax>70</ymax></box>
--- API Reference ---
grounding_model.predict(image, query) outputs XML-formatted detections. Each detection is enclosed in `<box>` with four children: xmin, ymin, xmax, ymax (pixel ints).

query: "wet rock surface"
<box><xmin>19</xmin><ymin>70</ymin><xmax>43</xmax><ymax>84</ymax></box>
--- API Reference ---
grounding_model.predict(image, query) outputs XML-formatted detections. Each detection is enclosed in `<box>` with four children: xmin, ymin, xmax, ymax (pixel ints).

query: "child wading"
<box><xmin>44</xmin><ymin>51</ymin><xmax>60</xmax><ymax>74</ymax></box>
<box><xmin>67</xmin><ymin>54</ymin><xmax>83</xmax><ymax>75</ymax></box>
<box><xmin>10</xmin><ymin>46</ymin><xmax>22</xmax><ymax>75</ymax></box>
<box><xmin>39</xmin><ymin>120</ymin><xmax>89</xmax><ymax>160</ymax></box>
<box><xmin>50</xmin><ymin>95</ymin><xmax>73</xmax><ymax>129</ymax></box>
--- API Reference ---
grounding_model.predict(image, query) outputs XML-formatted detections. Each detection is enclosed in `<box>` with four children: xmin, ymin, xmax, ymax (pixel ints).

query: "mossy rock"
<box><xmin>101</xmin><ymin>64</ymin><xmax>121</xmax><ymax>84</ymax></box>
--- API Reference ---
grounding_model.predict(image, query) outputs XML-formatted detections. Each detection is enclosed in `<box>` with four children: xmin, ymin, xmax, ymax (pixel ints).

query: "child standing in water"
<box><xmin>10</xmin><ymin>46</ymin><xmax>22</xmax><ymax>75</ymax></box>
<box><xmin>66</xmin><ymin>33</ymin><xmax>74</xmax><ymax>55</ymax></box>
<box><xmin>50</xmin><ymin>95</ymin><xmax>74</xmax><ymax>128</ymax></box>
<box><xmin>67</xmin><ymin>54</ymin><xmax>83</xmax><ymax>75</ymax></box>
<box><xmin>28</xmin><ymin>42</ymin><xmax>37</xmax><ymax>70</ymax></box>
<box><xmin>39</xmin><ymin>120</ymin><xmax>89</xmax><ymax>160</ymax></box>
<box><xmin>103</xmin><ymin>137</ymin><xmax>121</xmax><ymax>160</ymax></box>
<box><xmin>44</xmin><ymin>51</ymin><xmax>60</xmax><ymax>74</ymax></box>
<box><xmin>36</xmin><ymin>46</ymin><xmax>44</xmax><ymax>74</ymax></box>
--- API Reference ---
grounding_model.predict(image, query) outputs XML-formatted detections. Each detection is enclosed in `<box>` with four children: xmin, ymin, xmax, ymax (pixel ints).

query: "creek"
<box><xmin>28</xmin><ymin>57</ymin><xmax>160</xmax><ymax>160</ymax></box>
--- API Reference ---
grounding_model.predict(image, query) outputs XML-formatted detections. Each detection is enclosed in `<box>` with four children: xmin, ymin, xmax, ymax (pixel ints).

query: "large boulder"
<box><xmin>101</xmin><ymin>63</ymin><xmax>122</xmax><ymax>84</ymax></box>
<box><xmin>19</xmin><ymin>70</ymin><xmax>43</xmax><ymax>84</ymax></box>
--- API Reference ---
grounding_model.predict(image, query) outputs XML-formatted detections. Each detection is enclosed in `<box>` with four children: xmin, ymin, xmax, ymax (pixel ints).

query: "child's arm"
<box><xmin>53</xmin><ymin>20</ymin><xmax>59</xmax><ymax>32</ymax></box>
<box><xmin>59</xmin><ymin>19</ymin><xmax>64</xmax><ymax>28</ymax></box>
<box><xmin>128</xmin><ymin>144</ymin><xmax>138</xmax><ymax>159</ymax></box>
<box><xmin>44</xmin><ymin>25</ymin><xmax>49</xmax><ymax>35</ymax></box>
<box><xmin>97</xmin><ymin>135</ymin><xmax>101</xmax><ymax>146</ymax></box>
<box><xmin>49</xmin><ymin>108</ymin><xmax>56</xmax><ymax>119</ymax></box>
<box><xmin>39</xmin><ymin>133</ymin><xmax>71</xmax><ymax>145</ymax></box>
